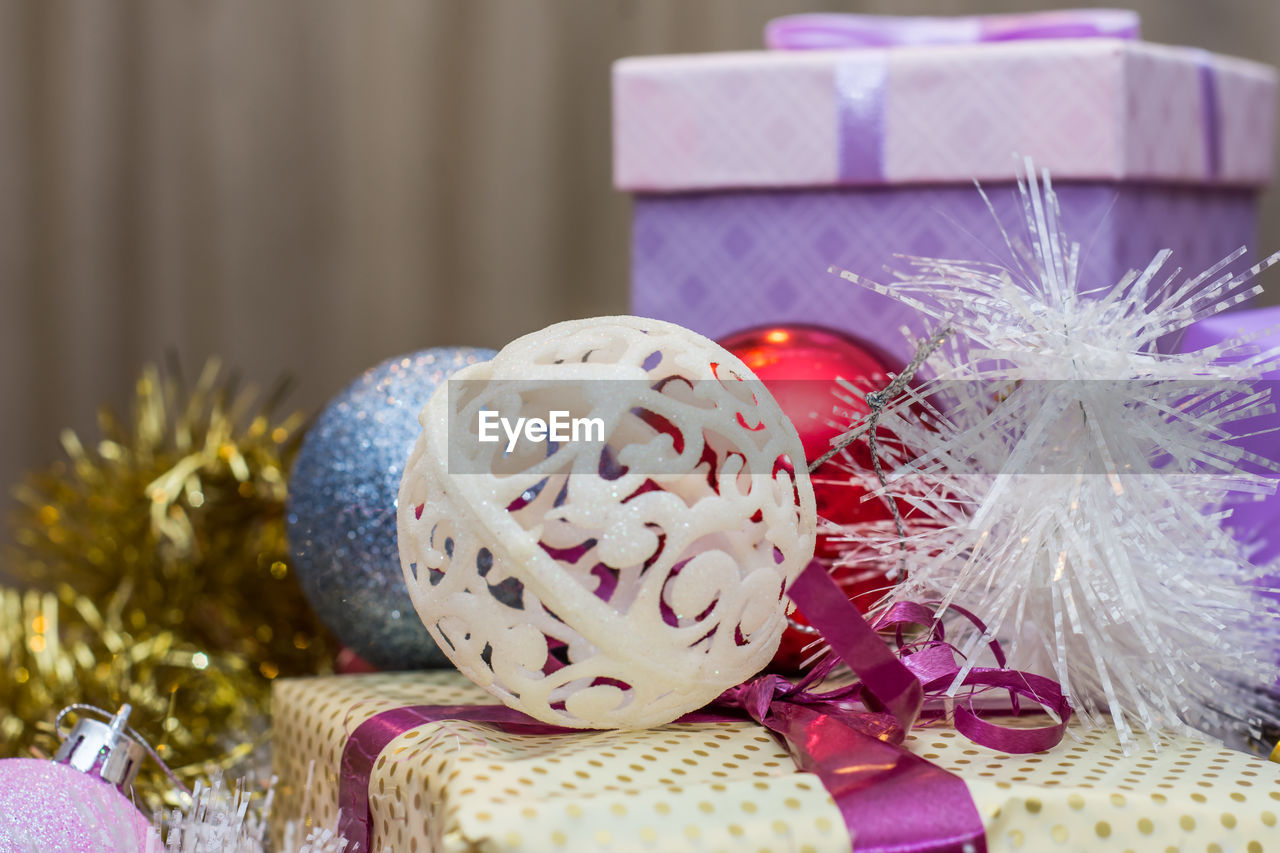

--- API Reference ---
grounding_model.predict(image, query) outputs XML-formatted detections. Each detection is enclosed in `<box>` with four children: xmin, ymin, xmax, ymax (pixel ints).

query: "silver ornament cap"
<box><xmin>53</xmin><ymin>703</ymin><xmax>145</xmax><ymax>791</ymax></box>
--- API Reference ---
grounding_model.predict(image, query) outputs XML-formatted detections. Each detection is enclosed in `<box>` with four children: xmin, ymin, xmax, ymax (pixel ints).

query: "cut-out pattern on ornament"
<box><xmin>398</xmin><ymin>317</ymin><xmax>816</xmax><ymax>729</ymax></box>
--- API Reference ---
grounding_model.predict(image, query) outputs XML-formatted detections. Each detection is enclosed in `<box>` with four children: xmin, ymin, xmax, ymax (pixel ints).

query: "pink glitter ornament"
<box><xmin>0</xmin><ymin>758</ymin><xmax>152</xmax><ymax>852</ymax></box>
<box><xmin>0</xmin><ymin>704</ymin><xmax>154</xmax><ymax>852</ymax></box>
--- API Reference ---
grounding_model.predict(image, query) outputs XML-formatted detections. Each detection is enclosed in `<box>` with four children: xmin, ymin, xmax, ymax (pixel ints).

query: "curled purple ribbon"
<box><xmin>765</xmin><ymin>10</ymin><xmax>1141</xmax><ymax>50</ymax></box>
<box><xmin>338</xmin><ymin>562</ymin><xmax>1070</xmax><ymax>852</ymax></box>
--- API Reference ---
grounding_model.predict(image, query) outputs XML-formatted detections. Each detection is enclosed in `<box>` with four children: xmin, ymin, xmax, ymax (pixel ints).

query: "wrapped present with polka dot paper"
<box><xmin>271</xmin><ymin>671</ymin><xmax>1280</xmax><ymax>853</ymax></box>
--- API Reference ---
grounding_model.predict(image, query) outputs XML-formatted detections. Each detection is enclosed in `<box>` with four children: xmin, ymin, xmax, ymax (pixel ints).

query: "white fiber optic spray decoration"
<box><xmin>830</xmin><ymin>159</ymin><xmax>1280</xmax><ymax>748</ymax></box>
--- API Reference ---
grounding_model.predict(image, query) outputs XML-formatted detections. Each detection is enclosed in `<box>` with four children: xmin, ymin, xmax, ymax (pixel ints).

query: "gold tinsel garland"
<box><xmin>2</xmin><ymin>360</ymin><xmax>335</xmax><ymax>809</ymax></box>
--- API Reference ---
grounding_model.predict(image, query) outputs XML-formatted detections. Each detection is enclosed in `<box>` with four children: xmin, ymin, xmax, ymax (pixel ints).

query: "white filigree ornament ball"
<box><xmin>398</xmin><ymin>316</ymin><xmax>816</xmax><ymax>728</ymax></box>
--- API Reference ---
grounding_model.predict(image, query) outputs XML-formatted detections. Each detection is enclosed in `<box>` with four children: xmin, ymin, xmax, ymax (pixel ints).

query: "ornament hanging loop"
<box><xmin>54</xmin><ymin>703</ymin><xmax>146</xmax><ymax>791</ymax></box>
<box><xmin>54</xmin><ymin>702</ymin><xmax>193</xmax><ymax>799</ymax></box>
<box><xmin>807</xmin><ymin>325</ymin><xmax>952</xmax><ymax>578</ymax></box>
<box><xmin>807</xmin><ymin>324</ymin><xmax>950</xmax><ymax>473</ymax></box>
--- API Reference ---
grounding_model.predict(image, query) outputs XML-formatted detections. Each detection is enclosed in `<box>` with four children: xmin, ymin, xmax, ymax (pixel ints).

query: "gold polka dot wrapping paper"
<box><xmin>272</xmin><ymin>672</ymin><xmax>1280</xmax><ymax>852</ymax></box>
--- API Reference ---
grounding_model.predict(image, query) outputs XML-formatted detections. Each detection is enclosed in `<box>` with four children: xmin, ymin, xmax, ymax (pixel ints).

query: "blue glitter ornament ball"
<box><xmin>288</xmin><ymin>347</ymin><xmax>495</xmax><ymax>669</ymax></box>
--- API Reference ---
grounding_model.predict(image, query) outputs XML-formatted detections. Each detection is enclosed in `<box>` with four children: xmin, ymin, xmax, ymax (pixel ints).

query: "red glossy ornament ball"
<box><xmin>720</xmin><ymin>324</ymin><xmax>903</xmax><ymax>671</ymax></box>
<box><xmin>336</xmin><ymin>646</ymin><xmax>379</xmax><ymax>674</ymax></box>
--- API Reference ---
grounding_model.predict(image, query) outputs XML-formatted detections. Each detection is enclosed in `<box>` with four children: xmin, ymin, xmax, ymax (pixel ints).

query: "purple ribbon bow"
<box><xmin>338</xmin><ymin>562</ymin><xmax>1070</xmax><ymax>852</ymax></box>
<box><xmin>764</xmin><ymin>9</ymin><xmax>1141</xmax><ymax>50</ymax></box>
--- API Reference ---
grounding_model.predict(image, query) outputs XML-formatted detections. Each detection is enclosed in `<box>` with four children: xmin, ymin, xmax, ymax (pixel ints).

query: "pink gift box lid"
<box><xmin>613</xmin><ymin>38</ymin><xmax>1277</xmax><ymax>192</ymax></box>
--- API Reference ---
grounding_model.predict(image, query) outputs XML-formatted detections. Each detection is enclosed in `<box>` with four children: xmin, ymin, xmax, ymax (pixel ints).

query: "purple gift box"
<box><xmin>1180</xmin><ymin>305</ymin><xmax>1280</xmax><ymax>566</ymax></box>
<box><xmin>614</xmin><ymin>11</ymin><xmax>1277</xmax><ymax>367</ymax></box>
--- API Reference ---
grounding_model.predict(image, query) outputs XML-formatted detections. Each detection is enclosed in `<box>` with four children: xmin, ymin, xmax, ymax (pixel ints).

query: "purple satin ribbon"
<box><xmin>337</xmin><ymin>562</ymin><xmax>1070</xmax><ymax>852</ymax></box>
<box><xmin>834</xmin><ymin>56</ymin><xmax>887</xmax><ymax>185</ymax></box>
<box><xmin>765</xmin><ymin>10</ymin><xmax>1143</xmax><ymax>185</ymax></box>
<box><xmin>765</xmin><ymin>10</ymin><xmax>1141</xmax><ymax>50</ymax></box>
<box><xmin>1195</xmin><ymin>50</ymin><xmax>1223</xmax><ymax>180</ymax></box>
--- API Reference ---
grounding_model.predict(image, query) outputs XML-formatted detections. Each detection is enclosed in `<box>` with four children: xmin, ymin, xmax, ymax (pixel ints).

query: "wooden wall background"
<box><xmin>1</xmin><ymin>0</ymin><xmax>1278</xmax><ymax>501</ymax></box>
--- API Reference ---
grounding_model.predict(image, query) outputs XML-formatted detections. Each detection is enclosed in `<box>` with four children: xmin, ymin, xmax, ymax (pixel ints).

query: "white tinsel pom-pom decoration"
<box><xmin>398</xmin><ymin>316</ymin><xmax>816</xmax><ymax>729</ymax></box>
<box><xmin>154</xmin><ymin>771</ymin><xmax>359</xmax><ymax>853</ymax></box>
<box><xmin>833</xmin><ymin>161</ymin><xmax>1280</xmax><ymax>749</ymax></box>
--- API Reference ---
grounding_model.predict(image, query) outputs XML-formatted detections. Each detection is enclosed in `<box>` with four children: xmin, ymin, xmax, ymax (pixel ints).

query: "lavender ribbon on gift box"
<box><xmin>764</xmin><ymin>9</ymin><xmax>1141</xmax><ymax>50</ymax></box>
<box><xmin>758</xmin><ymin>10</ymin><xmax>1244</xmax><ymax>186</ymax></box>
<box><xmin>338</xmin><ymin>562</ymin><xmax>1071</xmax><ymax>853</ymax></box>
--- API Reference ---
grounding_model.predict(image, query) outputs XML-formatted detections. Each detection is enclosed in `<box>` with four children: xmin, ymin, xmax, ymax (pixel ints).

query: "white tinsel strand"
<box><xmin>828</xmin><ymin>159</ymin><xmax>1280</xmax><ymax>750</ymax></box>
